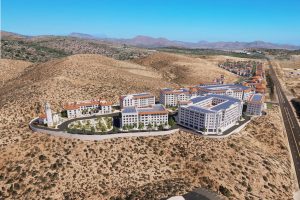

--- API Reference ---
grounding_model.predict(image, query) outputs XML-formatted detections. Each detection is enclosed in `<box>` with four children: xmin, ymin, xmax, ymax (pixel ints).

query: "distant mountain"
<box><xmin>107</xmin><ymin>35</ymin><xmax>300</xmax><ymax>50</ymax></box>
<box><xmin>68</xmin><ymin>32</ymin><xmax>99</xmax><ymax>40</ymax></box>
<box><xmin>2</xmin><ymin>30</ymin><xmax>299</xmax><ymax>50</ymax></box>
<box><xmin>1</xmin><ymin>31</ymin><xmax>28</xmax><ymax>40</ymax></box>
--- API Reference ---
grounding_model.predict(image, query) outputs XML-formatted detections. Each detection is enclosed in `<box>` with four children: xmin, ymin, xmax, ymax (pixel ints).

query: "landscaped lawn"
<box><xmin>68</xmin><ymin>117</ymin><xmax>113</xmax><ymax>134</ymax></box>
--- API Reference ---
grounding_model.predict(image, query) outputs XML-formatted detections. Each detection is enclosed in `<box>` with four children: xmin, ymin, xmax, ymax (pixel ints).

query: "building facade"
<box><xmin>246</xmin><ymin>94</ymin><xmax>265</xmax><ymax>116</ymax></box>
<box><xmin>159</xmin><ymin>88</ymin><xmax>190</xmax><ymax>107</ymax></box>
<box><xmin>120</xmin><ymin>92</ymin><xmax>155</xmax><ymax>108</ymax></box>
<box><xmin>38</xmin><ymin>103</ymin><xmax>59</xmax><ymax>127</ymax></box>
<box><xmin>121</xmin><ymin>104</ymin><xmax>168</xmax><ymax>128</ymax></box>
<box><xmin>196</xmin><ymin>84</ymin><xmax>253</xmax><ymax>101</ymax></box>
<box><xmin>178</xmin><ymin>94</ymin><xmax>243</xmax><ymax>135</ymax></box>
<box><xmin>64</xmin><ymin>99</ymin><xmax>112</xmax><ymax>118</ymax></box>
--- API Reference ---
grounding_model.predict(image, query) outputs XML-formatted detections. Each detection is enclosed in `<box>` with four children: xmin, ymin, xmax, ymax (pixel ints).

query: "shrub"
<box><xmin>219</xmin><ymin>185</ymin><xmax>231</xmax><ymax>197</ymax></box>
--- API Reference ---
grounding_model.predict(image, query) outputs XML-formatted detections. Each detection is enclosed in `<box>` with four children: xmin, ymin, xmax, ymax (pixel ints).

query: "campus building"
<box><xmin>196</xmin><ymin>84</ymin><xmax>253</xmax><ymax>101</ymax></box>
<box><xmin>246</xmin><ymin>94</ymin><xmax>265</xmax><ymax>116</ymax></box>
<box><xmin>38</xmin><ymin>102</ymin><xmax>59</xmax><ymax>127</ymax></box>
<box><xmin>120</xmin><ymin>92</ymin><xmax>155</xmax><ymax>108</ymax></box>
<box><xmin>159</xmin><ymin>88</ymin><xmax>190</xmax><ymax>107</ymax></box>
<box><xmin>121</xmin><ymin>104</ymin><xmax>168</xmax><ymax>128</ymax></box>
<box><xmin>63</xmin><ymin>99</ymin><xmax>112</xmax><ymax>118</ymax></box>
<box><xmin>178</xmin><ymin>94</ymin><xmax>243</xmax><ymax>135</ymax></box>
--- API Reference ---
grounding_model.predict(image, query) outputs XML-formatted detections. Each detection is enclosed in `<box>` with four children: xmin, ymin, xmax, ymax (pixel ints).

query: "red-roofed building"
<box><xmin>64</xmin><ymin>99</ymin><xmax>112</xmax><ymax>118</ymax></box>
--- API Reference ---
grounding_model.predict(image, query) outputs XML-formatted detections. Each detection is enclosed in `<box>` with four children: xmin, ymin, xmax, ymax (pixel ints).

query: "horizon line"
<box><xmin>1</xmin><ymin>29</ymin><xmax>300</xmax><ymax>47</ymax></box>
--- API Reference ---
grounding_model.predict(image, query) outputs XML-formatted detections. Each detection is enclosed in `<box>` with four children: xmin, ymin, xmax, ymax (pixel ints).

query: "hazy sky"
<box><xmin>2</xmin><ymin>0</ymin><xmax>300</xmax><ymax>44</ymax></box>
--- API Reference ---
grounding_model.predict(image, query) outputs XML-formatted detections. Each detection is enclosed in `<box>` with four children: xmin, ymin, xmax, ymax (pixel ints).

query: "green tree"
<box><xmin>101</xmin><ymin>126</ymin><xmax>107</xmax><ymax>132</ymax></box>
<box><xmin>138</xmin><ymin>122</ymin><xmax>144</xmax><ymax>129</ymax></box>
<box><xmin>147</xmin><ymin>123</ymin><xmax>152</xmax><ymax>129</ymax></box>
<box><xmin>168</xmin><ymin>118</ymin><xmax>176</xmax><ymax>127</ymax></box>
<box><xmin>86</xmin><ymin>120</ymin><xmax>91</xmax><ymax>126</ymax></box>
<box><xmin>158</xmin><ymin>124</ymin><xmax>164</xmax><ymax>130</ymax></box>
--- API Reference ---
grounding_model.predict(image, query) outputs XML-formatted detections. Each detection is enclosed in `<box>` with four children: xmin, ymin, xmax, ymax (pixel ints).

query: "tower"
<box><xmin>45</xmin><ymin>102</ymin><xmax>53</xmax><ymax>127</ymax></box>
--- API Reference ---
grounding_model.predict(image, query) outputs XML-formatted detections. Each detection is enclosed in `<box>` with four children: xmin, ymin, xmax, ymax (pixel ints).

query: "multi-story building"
<box><xmin>121</xmin><ymin>104</ymin><xmax>168</xmax><ymax>128</ymax></box>
<box><xmin>64</xmin><ymin>99</ymin><xmax>112</xmax><ymax>118</ymax></box>
<box><xmin>120</xmin><ymin>92</ymin><xmax>155</xmax><ymax>108</ymax></box>
<box><xmin>178</xmin><ymin>94</ymin><xmax>243</xmax><ymax>135</ymax></box>
<box><xmin>159</xmin><ymin>88</ymin><xmax>190</xmax><ymax>107</ymax></box>
<box><xmin>196</xmin><ymin>84</ymin><xmax>253</xmax><ymax>101</ymax></box>
<box><xmin>246</xmin><ymin>94</ymin><xmax>265</xmax><ymax>116</ymax></box>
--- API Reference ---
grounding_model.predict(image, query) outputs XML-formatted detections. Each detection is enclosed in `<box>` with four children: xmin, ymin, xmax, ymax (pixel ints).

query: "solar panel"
<box><xmin>122</xmin><ymin>107</ymin><xmax>137</xmax><ymax>113</ymax></box>
<box><xmin>252</xmin><ymin>94</ymin><xmax>262</xmax><ymax>101</ymax></box>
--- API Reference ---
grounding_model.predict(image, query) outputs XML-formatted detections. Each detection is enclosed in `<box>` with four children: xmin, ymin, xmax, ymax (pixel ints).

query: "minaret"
<box><xmin>45</xmin><ymin>102</ymin><xmax>53</xmax><ymax>127</ymax></box>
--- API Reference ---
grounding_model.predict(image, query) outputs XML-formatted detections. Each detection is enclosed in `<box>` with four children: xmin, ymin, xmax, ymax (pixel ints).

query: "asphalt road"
<box><xmin>269</xmin><ymin>63</ymin><xmax>300</xmax><ymax>188</ymax></box>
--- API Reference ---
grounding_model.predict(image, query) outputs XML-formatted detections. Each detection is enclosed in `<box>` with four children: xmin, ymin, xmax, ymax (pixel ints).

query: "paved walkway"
<box><xmin>167</xmin><ymin>188</ymin><xmax>223</xmax><ymax>200</ymax></box>
<box><xmin>29</xmin><ymin>112</ymin><xmax>252</xmax><ymax>141</ymax></box>
<box><xmin>30</xmin><ymin>117</ymin><xmax>179</xmax><ymax>141</ymax></box>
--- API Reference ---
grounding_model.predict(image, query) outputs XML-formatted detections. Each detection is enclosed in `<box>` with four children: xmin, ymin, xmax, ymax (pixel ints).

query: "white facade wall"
<box><xmin>67</xmin><ymin>109</ymin><xmax>81</xmax><ymax>118</ymax></box>
<box><xmin>121</xmin><ymin>113</ymin><xmax>168</xmax><ymax>128</ymax></box>
<box><xmin>198</xmin><ymin>87</ymin><xmax>253</xmax><ymax>102</ymax></box>
<box><xmin>121</xmin><ymin>95</ymin><xmax>155</xmax><ymax>108</ymax></box>
<box><xmin>121</xmin><ymin>113</ymin><xmax>139</xmax><ymax>127</ymax></box>
<box><xmin>246</xmin><ymin>103</ymin><xmax>263</xmax><ymax>116</ymax></box>
<box><xmin>178</xmin><ymin>96</ymin><xmax>243</xmax><ymax>135</ymax></box>
<box><xmin>160</xmin><ymin>92</ymin><xmax>190</xmax><ymax>106</ymax></box>
<box><xmin>139</xmin><ymin>114</ymin><xmax>168</xmax><ymax>126</ymax></box>
<box><xmin>66</xmin><ymin>105</ymin><xmax>112</xmax><ymax>118</ymax></box>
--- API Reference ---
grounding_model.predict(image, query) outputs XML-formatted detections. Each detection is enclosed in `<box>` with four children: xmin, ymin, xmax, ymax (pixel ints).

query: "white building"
<box><xmin>38</xmin><ymin>102</ymin><xmax>59</xmax><ymax>127</ymax></box>
<box><xmin>196</xmin><ymin>84</ymin><xmax>253</xmax><ymax>101</ymax></box>
<box><xmin>160</xmin><ymin>88</ymin><xmax>190</xmax><ymax>107</ymax></box>
<box><xmin>246</xmin><ymin>94</ymin><xmax>265</xmax><ymax>116</ymax></box>
<box><xmin>178</xmin><ymin>94</ymin><xmax>243</xmax><ymax>135</ymax></box>
<box><xmin>121</xmin><ymin>104</ymin><xmax>168</xmax><ymax>128</ymax></box>
<box><xmin>64</xmin><ymin>99</ymin><xmax>112</xmax><ymax>118</ymax></box>
<box><xmin>120</xmin><ymin>92</ymin><xmax>155</xmax><ymax>108</ymax></box>
<box><xmin>45</xmin><ymin>102</ymin><xmax>53</xmax><ymax>127</ymax></box>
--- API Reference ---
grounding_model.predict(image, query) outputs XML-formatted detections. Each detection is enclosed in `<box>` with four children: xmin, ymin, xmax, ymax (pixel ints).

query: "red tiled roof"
<box><xmin>39</xmin><ymin>113</ymin><xmax>47</xmax><ymax>119</ymax></box>
<box><xmin>64</xmin><ymin>99</ymin><xmax>112</xmax><ymax>110</ymax></box>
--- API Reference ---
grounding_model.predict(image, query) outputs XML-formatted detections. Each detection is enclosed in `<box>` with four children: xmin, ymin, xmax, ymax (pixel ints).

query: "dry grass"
<box><xmin>132</xmin><ymin>53</ymin><xmax>240</xmax><ymax>86</ymax></box>
<box><xmin>0</xmin><ymin>54</ymin><xmax>293</xmax><ymax>200</ymax></box>
<box><xmin>272</xmin><ymin>57</ymin><xmax>300</xmax><ymax>97</ymax></box>
<box><xmin>0</xmin><ymin>59</ymin><xmax>32</xmax><ymax>85</ymax></box>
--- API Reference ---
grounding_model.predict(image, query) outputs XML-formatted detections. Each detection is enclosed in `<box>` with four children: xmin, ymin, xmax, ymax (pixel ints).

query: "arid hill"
<box><xmin>1</xmin><ymin>32</ymin><xmax>151</xmax><ymax>62</ymax></box>
<box><xmin>0</xmin><ymin>55</ymin><xmax>294</xmax><ymax>199</ymax></box>
<box><xmin>0</xmin><ymin>59</ymin><xmax>32</xmax><ymax>85</ymax></box>
<box><xmin>132</xmin><ymin>53</ymin><xmax>240</xmax><ymax>85</ymax></box>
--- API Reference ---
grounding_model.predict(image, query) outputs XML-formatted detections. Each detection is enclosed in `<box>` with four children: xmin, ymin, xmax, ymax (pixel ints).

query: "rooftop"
<box><xmin>248</xmin><ymin>94</ymin><xmax>265</xmax><ymax>103</ymax></box>
<box><xmin>161</xmin><ymin>88</ymin><xmax>189</xmax><ymax>94</ymax></box>
<box><xmin>120</xmin><ymin>92</ymin><xmax>155</xmax><ymax>100</ymax></box>
<box><xmin>183</xmin><ymin>94</ymin><xmax>241</xmax><ymax>113</ymax></box>
<box><xmin>198</xmin><ymin>84</ymin><xmax>250</xmax><ymax>92</ymax></box>
<box><xmin>122</xmin><ymin>104</ymin><xmax>168</xmax><ymax>115</ymax></box>
<box><xmin>64</xmin><ymin>99</ymin><xmax>112</xmax><ymax>110</ymax></box>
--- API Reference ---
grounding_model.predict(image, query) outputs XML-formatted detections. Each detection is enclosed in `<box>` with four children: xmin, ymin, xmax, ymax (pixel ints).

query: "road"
<box><xmin>268</xmin><ymin>62</ymin><xmax>300</xmax><ymax>188</ymax></box>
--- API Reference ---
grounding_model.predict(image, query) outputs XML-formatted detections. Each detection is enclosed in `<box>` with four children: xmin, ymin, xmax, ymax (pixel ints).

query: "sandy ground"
<box><xmin>0</xmin><ymin>59</ymin><xmax>32</xmax><ymax>85</ymax></box>
<box><xmin>0</xmin><ymin>55</ymin><xmax>293</xmax><ymax>199</ymax></box>
<box><xmin>132</xmin><ymin>53</ymin><xmax>240</xmax><ymax>86</ymax></box>
<box><xmin>272</xmin><ymin>57</ymin><xmax>300</xmax><ymax>98</ymax></box>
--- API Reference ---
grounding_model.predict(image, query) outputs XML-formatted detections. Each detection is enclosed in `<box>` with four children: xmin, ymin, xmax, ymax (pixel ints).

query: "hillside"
<box><xmin>0</xmin><ymin>54</ymin><xmax>175</xmax><ymax>111</ymax></box>
<box><xmin>0</xmin><ymin>54</ymin><xmax>294</xmax><ymax>199</ymax></box>
<box><xmin>132</xmin><ymin>53</ymin><xmax>240</xmax><ymax>86</ymax></box>
<box><xmin>1</xmin><ymin>32</ymin><xmax>151</xmax><ymax>63</ymax></box>
<box><xmin>0</xmin><ymin>59</ymin><xmax>32</xmax><ymax>85</ymax></box>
